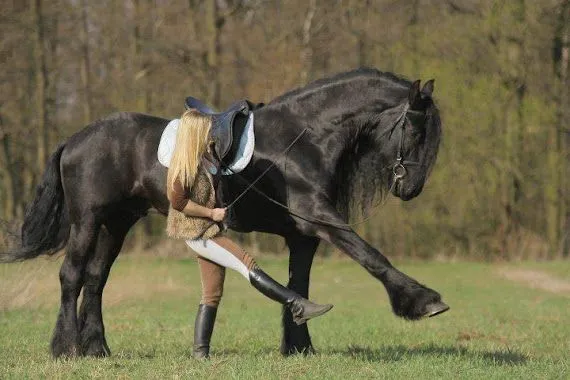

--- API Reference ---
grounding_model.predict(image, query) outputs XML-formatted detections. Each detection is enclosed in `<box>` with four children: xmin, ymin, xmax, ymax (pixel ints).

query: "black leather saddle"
<box><xmin>185</xmin><ymin>96</ymin><xmax>255</xmax><ymax>165</ymax></box>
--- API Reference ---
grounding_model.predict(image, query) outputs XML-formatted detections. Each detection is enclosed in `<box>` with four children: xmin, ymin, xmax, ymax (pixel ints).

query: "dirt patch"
<box><xmin>498</xmin><ymin>268</ymin><xmax>570</xmax><ymax>296</ymax></box>
<box><xmin>0</xmin><ymin>257</ymin><xmax>194</xmax><ymax>312</ymax></box>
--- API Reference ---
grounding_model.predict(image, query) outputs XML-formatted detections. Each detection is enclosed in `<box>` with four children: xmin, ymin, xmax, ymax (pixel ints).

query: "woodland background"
<box><xmin>0</xmin><ymin>0</ymin><xmax>568</xmax><ymax>260</ymax></box>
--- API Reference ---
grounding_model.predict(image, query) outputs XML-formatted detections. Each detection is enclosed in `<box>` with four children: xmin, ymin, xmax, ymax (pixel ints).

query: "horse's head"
<box><xmin>378</xmin><ymin>79</ymin><xmax>441</xmax><ymax>201</ymax></box>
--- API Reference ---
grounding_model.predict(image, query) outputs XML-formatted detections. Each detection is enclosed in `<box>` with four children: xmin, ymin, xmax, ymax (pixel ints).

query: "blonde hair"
<box><xmin>167</xmin><ymin>109</ymin><xmax>212</xmax><ymax>193</ymax></box>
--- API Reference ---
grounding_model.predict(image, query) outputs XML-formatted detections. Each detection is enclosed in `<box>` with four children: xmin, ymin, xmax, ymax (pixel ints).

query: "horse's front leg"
<box><xmin>281</xmin><ymin>234</ymin><xmax>319</xmax><ymax>355</ymax></box>
<box><xmin>311</xmin><ymin>206</ymin><xmax>448</xmax><ymax>320</ymax></box>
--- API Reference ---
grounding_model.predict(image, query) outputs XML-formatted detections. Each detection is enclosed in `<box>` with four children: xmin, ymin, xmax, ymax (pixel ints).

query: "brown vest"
<box><xmin>166</xmin><ymin>166</ymin><xmax>221</xmax><ymax>240</ymax></box>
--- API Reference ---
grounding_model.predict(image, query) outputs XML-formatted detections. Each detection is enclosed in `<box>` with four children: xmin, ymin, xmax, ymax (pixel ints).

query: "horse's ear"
<box><xmin>408</xmin><ymin>80</ymin><xmax>421</xmax><ymax>104</ymax></box>
<box><xmin>421</xmin><ymin>79</ymin><xmax>435</xmax><ymax>97</ymax></box>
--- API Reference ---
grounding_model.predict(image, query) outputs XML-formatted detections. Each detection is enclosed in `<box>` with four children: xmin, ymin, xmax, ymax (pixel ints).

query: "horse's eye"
<box><xmin>407</xmin><ymin>113</ymin><xmax>426</xmax><ymax>128</ymax></box>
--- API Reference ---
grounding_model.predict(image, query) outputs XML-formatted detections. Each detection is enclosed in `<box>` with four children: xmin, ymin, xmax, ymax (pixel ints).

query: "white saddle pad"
<box><xmin>157</xmin><ymin>113</ymin><xmax>255</xmax><ymax>175</ymax></box>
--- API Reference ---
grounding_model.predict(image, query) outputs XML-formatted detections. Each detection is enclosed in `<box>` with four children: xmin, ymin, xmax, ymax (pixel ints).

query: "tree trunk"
<box><xmin>343</xmin><ymin>0</ymin><xmax>370</xmax><ymax>68</ymax></box>
<box><xmin>300</xmin><ymin>0</ymin><xmax>317</xmax><ymax>84</ymax></box>
<box><xmin>0</xmin><ymin>118</ymin><xmax>18</xmax><ymax>220</ymax></box>
<box><xmin>46</xmin><ymin>0</ymin><xmax>60</xmax><ymax>147</ymax></box>
<box><xmin>132</xmin><ymin>0</ymin><xmax>148</xmax><ymax>112</ymax></box>
<box><xmin>31</xmin><ymin>0</ymin><xmax>49</xmax><ymax>172</ymax></box>
<box><xmin>187</xmin><ymin>0</ymin><xmax>199</xmax><ymax>39</ymax></box>
<box><xmin>206</xmin><ymin>0</ymin><xmax>221</xmax><ymax>108</ymax></box>
<box><xmin>547</xmin><ymin>0</ymin><xmax>569</xmax><ymax>257</ymax></box>
<box><xmin>499</xmin><ymin>0</ymin><xmax>526</xmax><ymax>255</ymax></box>
<box><xmin>21</xmin><ymin>64</ymin><xmax>36</xmax><ymax>213</ymax></box>
<box><xmin>130</xmin><ymin>0</ymin><xmax>154</xmax><ymax>249</ymax></box>
<box><xmin>410</xmin><ymin>0</ymin><xmax>420</xmax><ymax>74</ymax></box>
<box><xmin>80</xmin><ymin>0</ymin><xmax>93</xmax><ymax>124</ymax></box>
<box><xmin>561</xmin><ymin>3</ymin><xmax>570</xmax><ymax>257</ymax></box>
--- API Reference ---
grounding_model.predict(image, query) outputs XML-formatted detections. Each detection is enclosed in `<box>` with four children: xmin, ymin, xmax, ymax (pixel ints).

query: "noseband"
<box><xmin>389</xmin><ymin>103</ymin><xmax>425</xmax><ymax>184</ymax></box>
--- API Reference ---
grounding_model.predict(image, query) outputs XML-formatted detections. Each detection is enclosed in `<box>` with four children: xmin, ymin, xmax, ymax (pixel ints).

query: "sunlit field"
<box><xmin>1</xmin><ymin>253</ymin><xmax>568</xmax><ymax>379</ymax></box>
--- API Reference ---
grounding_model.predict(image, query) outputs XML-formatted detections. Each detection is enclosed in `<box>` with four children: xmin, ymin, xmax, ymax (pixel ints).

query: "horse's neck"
<box><xmin>262</xmin><ymin>79</ymin><xmax>405</xmax><ymax>159</ymax></box>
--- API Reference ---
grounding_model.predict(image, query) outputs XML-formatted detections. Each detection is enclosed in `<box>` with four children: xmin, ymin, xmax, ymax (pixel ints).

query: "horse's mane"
<box><xmin>269</xmin><ymin>68</ymin><xmax>411</xmax><ymax>106</ymax></box>
<box><xmin>333</xmin><ymin>123</ymin><xmax>392</xmax><ymax>220</ymax></box>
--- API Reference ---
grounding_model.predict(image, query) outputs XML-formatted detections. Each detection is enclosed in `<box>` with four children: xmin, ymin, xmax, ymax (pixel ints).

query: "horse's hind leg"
<box><xmin>78</xmin><ymin>213</ymin><xmax>139</xmax><ymax>357</ymax></box>
<box><xmin>51</xmin><ymin>215</ymin><xmax>100</xmax><ymax>358</ymax></box>
<box><xmin>281</xmin><ymin>234</ymin><xmax>319</xmax><ymax>355</ymax></box>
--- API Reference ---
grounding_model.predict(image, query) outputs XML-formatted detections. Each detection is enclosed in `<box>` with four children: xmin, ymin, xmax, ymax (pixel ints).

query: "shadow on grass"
<box><xmin>331</xmin><ymin>344</ymin><xmax>527</xmax><ymax>366</ymax></box>
<box><xmin>110</xmin><ymin>344</ymin><xmax>527</xmax><ymax>366</ymax></box>
<box><xmin>113</xmin><ymin>347</ymin><xmax>277</xmax><ymax>360</ymax></box>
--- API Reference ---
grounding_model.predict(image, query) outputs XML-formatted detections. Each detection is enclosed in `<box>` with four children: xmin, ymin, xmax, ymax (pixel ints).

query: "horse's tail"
<box><xmin>0</xmin><ymin>143</ymin><xmax>70</xmax><ymax>263</ymax></box>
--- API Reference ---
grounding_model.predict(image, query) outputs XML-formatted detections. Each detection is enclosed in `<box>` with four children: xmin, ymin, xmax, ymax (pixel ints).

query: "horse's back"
<box><xmin>60</xmin><ymin>112</ymin><xmax>170</xmax><ymax>214</ymax></box>
<box><xmin>66</xmin><ymin>112</ymin><xmax>168</xmax><ymax>145</ymax></box>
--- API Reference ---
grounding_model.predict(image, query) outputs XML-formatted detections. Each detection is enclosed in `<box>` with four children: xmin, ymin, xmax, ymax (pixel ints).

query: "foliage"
<box><xmin>0</xmin><ymin>0</ymin><xmax>568</xmax><ymax>259</ymax></box>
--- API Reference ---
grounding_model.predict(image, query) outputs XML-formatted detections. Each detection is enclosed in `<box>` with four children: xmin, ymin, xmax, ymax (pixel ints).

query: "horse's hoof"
<box><xmin>281</xmin><ymin>345</ymin><xmax>315</xmax><ymax>356</ymax></box>
<box><xmin>83</xmin><ymin>343</ymin><xmax>111</xmax><ymax>357</ymax></box>
<box><xmin>424</xmin><ymin>301</ymin><xmax>449</xmax><ymax>318</ymax></box>
<box><xmin>51</xmin><ymin>344</ymin><xmax>81</xmax><ymax>359</ymax></box>
<box><xmin>81</xmin><ymin>334</ymin><xmax>111</xmax><ymax>357</ymax></box>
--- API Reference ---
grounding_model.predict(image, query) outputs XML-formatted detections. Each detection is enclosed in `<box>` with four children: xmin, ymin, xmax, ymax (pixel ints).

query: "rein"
<box><xmin>194</xmin><ymin>128</ymin><xmax>311</xmax><ymax>236</ymax></box>
<box><xmin>223</xmin><ymin>128</ymin><xmax>309</xmax><ymax>209</ymax></box>
<box><xmin>216</xmin><ymin>103</ymin><xmax>420</xmax><ymax>231</ymax></box>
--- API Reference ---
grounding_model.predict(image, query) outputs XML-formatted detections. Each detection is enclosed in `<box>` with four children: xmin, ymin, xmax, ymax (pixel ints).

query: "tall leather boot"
<box><xmin>249</xmin><ymin>267</ymin><xmax>333</xmax><ymax>325</ymax></box>
<box><xmin>193</xmin><ymin>304</ymin><xmax>217</xmax><ymax>359</ymax></box>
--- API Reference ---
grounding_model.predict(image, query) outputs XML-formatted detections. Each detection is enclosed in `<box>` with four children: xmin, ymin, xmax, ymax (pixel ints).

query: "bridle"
<box><xmin>388</xmin><ymin>103</ymin><xmax>426</xmax><ymax>190</ymax></box>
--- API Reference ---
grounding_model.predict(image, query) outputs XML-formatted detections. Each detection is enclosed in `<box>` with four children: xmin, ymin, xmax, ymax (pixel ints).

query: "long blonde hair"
<box><xmin>167</xmin><ymin>109</ymin><xmax>212</xmax><ymax>193</ymax></box>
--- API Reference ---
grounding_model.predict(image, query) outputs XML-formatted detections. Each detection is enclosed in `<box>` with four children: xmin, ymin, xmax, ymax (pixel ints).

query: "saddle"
<box><xmin>185</xmin><ymin>97</ymin><xmax>259</xmax><ymax>167</ymax></box>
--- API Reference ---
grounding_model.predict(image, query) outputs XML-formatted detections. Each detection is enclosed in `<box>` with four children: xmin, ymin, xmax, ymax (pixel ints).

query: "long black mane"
<box><xmin>269</xmin><ymin>68</ymin><xmax>410</xmax><ymax>106</ymax></box>
<box><xmin>341</xmin><ymin>102</ymin><xmax>441</xmax><ymax>219</ymax></box>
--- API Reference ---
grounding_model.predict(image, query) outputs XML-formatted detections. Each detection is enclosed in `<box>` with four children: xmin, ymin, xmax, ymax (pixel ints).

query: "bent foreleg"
<box><xmin>309</xmin><ymin>206</ymin><xmax>448</xmax><ymax>320</ymax></box>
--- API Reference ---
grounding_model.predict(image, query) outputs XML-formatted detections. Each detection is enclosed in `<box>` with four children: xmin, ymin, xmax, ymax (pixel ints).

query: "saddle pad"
<box><xmin>157</xmin><ymin>113</ymin><xmax>255</xmax><ymax>175</ymax></box>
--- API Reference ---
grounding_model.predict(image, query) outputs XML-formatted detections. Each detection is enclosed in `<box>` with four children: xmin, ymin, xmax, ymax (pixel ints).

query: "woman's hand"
<box><xmin>210</xmin><ymin>208</ymin><xmax>226</xmax><ymax>222</ymax></box>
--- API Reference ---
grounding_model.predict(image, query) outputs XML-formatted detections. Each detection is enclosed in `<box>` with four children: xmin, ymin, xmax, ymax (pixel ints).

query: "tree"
<box><xmin>31</xmin><ymin>0</ymin><xmax>49</xmax><ymax>173</ymax></box>
<box><xmin>79</xmin><ymin>0</ymin><xmax>93</xmax><ymax>124</ymax></box>
<box><xmin>547</xmin><ymin>0</ymin><xmax>569</xmax><ymax>256</ymax></box>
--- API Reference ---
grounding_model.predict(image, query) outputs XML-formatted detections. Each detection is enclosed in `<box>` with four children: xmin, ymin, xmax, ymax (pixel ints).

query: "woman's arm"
<box><xmin>167</xmin><ymin>177</ymin><xmax>225</xmax><ymax>220</ymax></box>
<box><xmin>181</xmin><ymin>199</ymin><xmax>214</xmax><ymax>219</ymax></box>
<box><xmin>167</xmin><ymin>178</ymin><xmax>212</xmax><ymax>218</ymax></box>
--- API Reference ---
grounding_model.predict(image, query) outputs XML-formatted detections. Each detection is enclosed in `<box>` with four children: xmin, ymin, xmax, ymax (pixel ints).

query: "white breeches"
<box><xmin>186</xmin><ymin>239</ymin><xmax>250</xmax><ymax>279</ymax></box>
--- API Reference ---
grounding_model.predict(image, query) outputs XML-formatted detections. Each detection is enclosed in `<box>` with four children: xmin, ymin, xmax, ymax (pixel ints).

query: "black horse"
<box><xmin>1</xmin><ymin>68</ymin><xmax>446</xmax><ymax>358</ymax></box>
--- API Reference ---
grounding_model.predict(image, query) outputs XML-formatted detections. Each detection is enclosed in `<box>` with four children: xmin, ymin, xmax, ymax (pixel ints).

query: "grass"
<box><xmin>0</xmin><ymin>254</ymin><xmax>569</xmax><ymax>379</ymax></box>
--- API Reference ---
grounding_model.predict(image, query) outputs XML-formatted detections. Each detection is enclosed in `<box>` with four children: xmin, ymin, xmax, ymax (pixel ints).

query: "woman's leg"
<box><xmin>197</xmin><ymin>256</ymin><xmax>226</xmax><ymax>307</ymax></box>
<box><xmin>193</xmin><ymin>257</ymin><xmax>225</xmax><ymax>359</ymax></box>
<box><xmin>187</xmin><ymin>236</ymin><xmax>256</xmax><ymax>279</ymax></box>
<box><xmin>186</xmin><ymin>236</ymin><xmax>333</xmax><ymax>325</ymax></box>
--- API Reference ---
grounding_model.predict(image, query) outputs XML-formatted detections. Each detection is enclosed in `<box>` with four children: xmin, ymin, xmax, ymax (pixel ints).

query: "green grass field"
<box><xmin>1</xmin><ymin>254</ymin><xmax>569</xmax><ymax>379</ymax></box>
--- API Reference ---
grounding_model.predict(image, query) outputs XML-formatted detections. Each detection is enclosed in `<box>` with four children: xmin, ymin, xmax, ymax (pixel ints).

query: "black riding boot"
<box><xmin>249</xmin><ymin>267</ymin><xmax>333</xmax><ymax>325</ymax></box>
<box><xmin>193</xmin><ymin>304</ymin><xmax>218</xmax><ymax>359</ymax></box>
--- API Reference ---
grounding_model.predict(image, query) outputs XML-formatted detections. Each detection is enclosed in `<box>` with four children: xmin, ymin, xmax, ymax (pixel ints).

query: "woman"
<box><xmin>166</xmin><ymin>109</ymin><xmax>333</xmax><ymax>359</ymax></box>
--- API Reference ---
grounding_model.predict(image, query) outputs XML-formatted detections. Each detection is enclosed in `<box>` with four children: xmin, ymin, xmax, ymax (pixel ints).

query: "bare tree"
<box><xmin>300</xmin><ymin>0</ymin><xmax>317</xmax><ymax>83</ymax></box>
<box><xmin>546</xmin><ymin>0</ymin><xmax>569</xmax><ymax>256</ymax></box>
<box><xmin>79</xmin><ymin>0</ymin><xmax>93</xmax><ymax>124</ymax></box>
<box><xmin>31</xmin><ymin>0</ymin><xmax>49</xmax><ymax>172</ymax></box>
<box><xmin>0</xmin><ymin>112</ymin><xmax>18</xmax><ymax>219</ymax></box>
